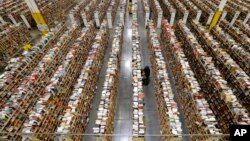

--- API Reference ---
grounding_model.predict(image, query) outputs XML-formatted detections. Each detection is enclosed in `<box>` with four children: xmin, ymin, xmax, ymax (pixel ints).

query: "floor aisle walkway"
<box><xmin>137</xmin><ymin>0</ymin><xmax>161</xmax><ymax>141</ymax></box>
<box><xmin>113</xmin><ymin>5</ymin><xmax>133</xmax><ymax>141</ymax></box>
<box><xmin>84</xmin><ymin>2</ymin><xmax>122</xmax><ymax>140</ymax></box>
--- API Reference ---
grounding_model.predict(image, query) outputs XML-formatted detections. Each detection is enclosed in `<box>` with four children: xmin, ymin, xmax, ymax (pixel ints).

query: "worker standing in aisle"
<box><xmin>142</xmin><ymin>66</ymin><xmax>150</xmax><ymax>85</ymax></box>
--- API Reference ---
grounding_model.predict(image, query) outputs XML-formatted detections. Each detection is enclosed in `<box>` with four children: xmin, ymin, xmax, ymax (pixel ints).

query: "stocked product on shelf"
<box><xmin>107</xmin><ymin>0</ymin><xmax>120</xmax><ymax>23</ymax></box>
<box><xmin>209</xmin><ymin>0</ymin><xmax>248</xmax><ymax>21</ymax></box>
<box><xmin>167</xmin><ymin>0</ymin><xmax>187</xmax><ymax>20</ymax></box>
<box><xmin>0</xmin><ymin>25</ymin><xmax>81</xmax><ymax>141</ymax></box>
<box><xmin>20</xmin><ymin>23</ymin><xmax>96</xmax><ymax>141</ymax></box>
<box><xmin>161</xmin><ymin>20</ymin><xmax>222</xmax><ymax>140</ymax></box>
<box><xmin>130</xmin><ymin>6</ymin><xmax>145</xmax><ymax>140</ymax></box>
<box><xmin>84</xmin><ymin>0</ymin><xmax>99</xmax><ymax>22</ymax></box>
<box><xmin>93</xmin><ymin>25</ymin><xmax>123</xmax><ymax>141</ymax></box>
<box><xmin>0</xmin><ymin>23</ymin><xmax>32</xmax><ymax>66</ymax></box>
<box><xmin>56</xmin><ymin>22</ymin><xmax>108</xmax><ymax>141</ymax></box>
<box><xmin>235</xmin><ymin>20</ymin><xmax>250</xmax><ymax>37</ymax></box>
<box><xmin>219</xmin><ymin>20</ymin><xmax>250</xmax><ymax>53</ymax></box>
<box><xmin>0</xmin><ymin>0</ymin><xmax>75</xmax><ymax>27</ymax></box>
<box><xmin>190</xmin><ymin>20</ymin><xmax>250</xmax><ymax>113</ymax></box>
<box><xmin>148</xmin><ymin>0</ymin><xmax>162</xmax><ymax>27</ymax></box>
<box><xmin>148</xmin><ymin>21</ymin><xmax>182</xmax><ymax>141</ymax></box>
<box><xmin>210</xmin><ymin>26</ymin><xmax>250</xmax><ymax>77</ymax></box>
<box><xmin>157</xmin><ymin>0</ymin><xmax>175</xmax><ymax>20</ymax></box>
<box><xmin>96</xmin><ymin>0</ymin><xmax>112</xmax><ymax>24</ymax></box>
<box><xmin>0</xmin><ymin>24</ymin><xmax>66</xmax><ymax>107</ymax></box>
<box><xmin>69</xmin><ymin>0</ymin><xmax>90</xmax><ymax>24</ymax></box>
<box><xmin>176</xmin><ymin>21</ymin><xmax>250</xmax><ymax>135</ymax></box>
<box><xmin>184</xmin><ymin>0</ymin><xmax>212</xmax><ymax>24</ymax></box>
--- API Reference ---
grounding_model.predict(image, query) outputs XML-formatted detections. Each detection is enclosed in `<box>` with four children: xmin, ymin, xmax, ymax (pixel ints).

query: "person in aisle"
<box><xmin>142</xmin><ymin>66</ymin><xmax>150</xmax><ymax>85</ymax></box>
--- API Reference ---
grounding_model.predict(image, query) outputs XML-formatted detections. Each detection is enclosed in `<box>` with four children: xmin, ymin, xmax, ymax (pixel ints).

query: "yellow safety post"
<box><xmin>25</xmin><ymin>0</ymin><xmax>49</xmax><ymax>35</ymax></box>
<box><xmin>208</xmin><ymin>0</ymin><xmax>228</xmax><ymax>31</ymax></box>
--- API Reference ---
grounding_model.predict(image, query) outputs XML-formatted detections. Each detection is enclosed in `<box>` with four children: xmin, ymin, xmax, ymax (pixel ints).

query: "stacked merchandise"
<box><xmin>190</xmin><ymin>21</ymin><xmax>250</xmax><ymax>113</ymax></box>
<box><xmin>0</xmin><ymin>24</ymin><xmax>66</xmax><ymax>105</ymax></box>
<box><xmin>96</xmin><ymin>0</ymin><xmax>112</xmax><ymax>24</ymax></box>
<box><xmin>141</xmin><ymin>0</ymin><xmax>150</xmax><ymax>27</ymax></box>
<box><xmin>209</xmin><ymin>0</ymin><xmax>248</xmax><ymax>21</ymax></box>
<box><xmin>180</xmin><ymin>0</ymin><xmax>199</xmax><ymax>18</ymax></box>
<box><xmin>20</xmin><ymin>23</ymin><xmax>96</xmax><ymax>141</ymax></box>
<box><xmin>224</xmin><ymin>0</ymin><xmax>249</xmax><ymax>20</ymax></box>
<box><xmin>148</xmin><ymin>0</ymin><xmax>162</xmax><ymax>27</ymax></box>
<box><xmin>167</xmin><ymin>0</ymin><xmax>187</xmax><ymax>20</ymax></box>
<box><xmin>202</xmin><ymin>0</ymin><xmax>218</xmax><ymax>11</ymax></box>
<box><xmin>0</xmin><ymin>23</ymin><xmax>32</xmax><ymax>66</ymax></box>
<box><xmin>0</xmin><ymin>0</ymin><xmax>33</xmax><ymax>25</ymax></box>
<box><xmin>107</xmin><ymin>0</ymin><xmax>120</xmax><ymax>23</ymax></box>
<box><xmin>157</xmin><ymin>0</ymin><xmax>175</xmax><ymax>20</ymax></box>
<box><xmin>56</xmin><ymin>22</ymin><xmax>108</xmax><ymax>141</ymax></box>
<box><xmin>176</xmin><ymin>21</ymin><xmax>250</xmax><ymax>135</ymax></box>
<box><xmin>68</xmin><ymin>0</ymin><xmax>91</xmax><ymax>25</ymax></box>
<box><xmin>235</xmin><ymin>20</ymin><xmax>250</xmax><ymax>37</ymax></box>
<box><xmin>93</xmin><ymin>25</ymin><xmax>123</xmax><ymax>141</ymax></box>
<box><xmin>210</xmin><ymin>26</ymin><xmax>250</xmax><ymax>77</ymax></box>
<box><xmin>0</xmin><ymin>0</ymin><xmax>75</xmax><ymax>27</ymax></box>
<box><xmin>84</xmin><ymin>0</ymin><xmax>99</xmax><ymax>22</ymax></box>
<box><xmin>219</xmin><ymin>20</ymin><xmax>250</xmax><ymax>53</ymax></box>
<box><xmin>141</xmin><ymin>0</ymin><xmax>149</xmax><ymax>13</ymax></box>
<box><xmin>161</xmin><ymin>20</ymin><xmax>222</xmax><ymax>140</ymax></box>
<box><xmin>184</xmin><ymin>0</ymin><xmax>212</xmax><ymax>24</ymax></box>
<box><xmin>148</xmin><ymin>21</ymin><xmax>182</xmax><ymax>141</ymax></box>
<box><xmin>0</xmin><ymin>25</ymin><xmax>80</xmax><ymax>141</ymax></box>
<box><xmin>131</xmin><ymin>6</ymin><xmax>145</xmax><ymax>140</ymax></box>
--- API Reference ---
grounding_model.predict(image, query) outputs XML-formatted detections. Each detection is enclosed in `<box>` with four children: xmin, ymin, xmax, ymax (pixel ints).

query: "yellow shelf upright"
<box><xmin>25</xmin><ymin>0</ymin><xmax>49</xmax><ymax>35</ymax></box>
<box><xmin>208</xmin><ymin>0</ymin><xmax>228</xmax><ymax>31</ymax></box>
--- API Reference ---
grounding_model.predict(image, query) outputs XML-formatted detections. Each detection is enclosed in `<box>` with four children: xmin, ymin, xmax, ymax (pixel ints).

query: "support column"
<box><xmin>208</xmin><ymin>0</ymin><xmax>228</xmax><ymax>30</ymax></box>
<box><xmin>25</xmin><ymin>0</ymin><xmax>49</xmax><ymax>35</ymax></box>
<box><xmin>107</xmin><ymin>11</ymin><xmax>112</xmax><ymax>28</ymax></box>
<box><xmin>195</xmin><ymin>10</ymin><xmax>202</xmax><ymax>23</ymax></box>
<box><xmin>157</xmin><ymin>10</ymin><xmax>163</xmax><ymax>28</ymax></box>
<box><xmin>8</xmin><ymin>14</ymin><xmax>18</xmax><ymax>25</ymax></box>
<box><xmin>230</xmin><ymin>11</ymin><xmax>240</xmax><ymax>26</ymax></box>
<box><xmin>206</xmin><ymin>12</ymin><xmax>215</xmax><ymax>25</ymax></box>
<box><xmin>0</xmin><ymin>16</ymin><xmax>6</xmax><ymax>24</ymax></box>
<box><xmin>94</xmin><ymin>11</ymin><xmax>100</xmax><ymax>28</ymax></box>
<box><xmin>218</xmin><ymin>11</ymin><xmax>227</xmax><ymax>24</ymax></box>
<box><xmin>20</xmin><ymin>14</ymin><xmax>31</xmax><ymax>29</ymax></box>
<box><xmin>183</xmin><ymin>11</ymin><xmax>189</xmax><ymax>24</ymax></box>
<box><xmin>170</xmin><ymin>9</ymin><xmax>176</xmax><ymax>26</ymax></box>
<box><xmin>243</xmin><ymin>12</ymin><xmax>250</xmax><ymax>24</ymax></box>
<box><xmin>145</xmin><ymin>9</ymin><xmax>149</xmax><ymax>27</ymax></box>
<box><xmin>81</xmin><ymin>11</ymin><xmax>88</xmax><ymax>26</ymax></box>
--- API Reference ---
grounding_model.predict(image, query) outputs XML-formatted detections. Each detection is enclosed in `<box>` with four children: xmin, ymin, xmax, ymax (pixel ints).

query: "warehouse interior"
<box><xmin>0</xmin><ymin>0</ymin><xmax>249</xmax><ymax>141</ymax></box>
